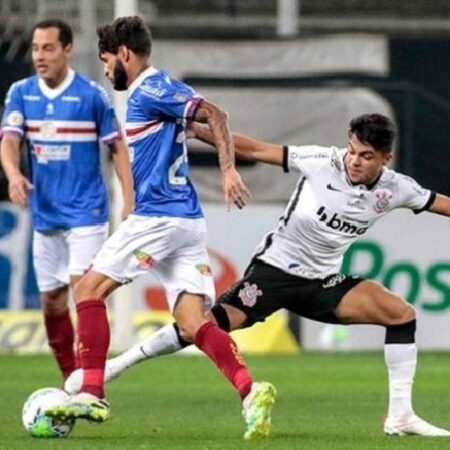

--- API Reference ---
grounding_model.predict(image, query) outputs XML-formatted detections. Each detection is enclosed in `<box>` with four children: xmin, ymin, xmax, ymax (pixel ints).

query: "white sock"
<box><xmin>107</xmin><ymin>324</ymin><xmax>183</xmax><ymax>375</ymax></box>
<box><xmin>384</xmin><ymin>343</ymin><xmax>417</xmax><ymax>420</ymax></box>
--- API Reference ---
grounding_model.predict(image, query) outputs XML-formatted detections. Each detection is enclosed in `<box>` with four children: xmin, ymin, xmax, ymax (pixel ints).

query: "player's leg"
<box><xmin>158</xmin><ymin>224</ymin><xmax>275</xmax><ymax>439</ymax></box>
<box><xmin>33</xmin><ymin>230</ymin><xmax>76</xmax><ymax>380</ymax></box>
<box><xmin>174</xmin><ymin>292</ymin><xmax>254</xmax><ymax>397</ymax></box>
<box><xmin>67</xmin><ymin>224</ymin><xmax>109</xmax><ymax>370</ymax></box>
<box><xmin>41</xmin><ymin>286</ymin><xmax>74</xmax><ymax>379</ymax></box>
<box><xmin>159</xmin><ymin>230</ymin><xmax>254</xmax><ymax>401</ymax></box>
<box><xmin>336</xmin><ymin>280</ymin><xmax>450</xmax><ymax>436</ymax></box>
<box><xmin>45</xmin><ymin>269</ymin><xmax>120</xmax><ymax>423</ymax></box>
<box><xmin>211</xmin><ymin>262</ymin><xmax>287</xmax><ymax>440</ymax></box>
<box><xmin>173</xmin><ymin>292</ymin><xmax>275</xmax><ymax>440</ymax></box>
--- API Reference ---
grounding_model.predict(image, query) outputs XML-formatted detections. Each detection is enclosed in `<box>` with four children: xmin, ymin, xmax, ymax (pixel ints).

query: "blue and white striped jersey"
<box><xmin>1</xmin><ymin>69</ymin><xmax>122</xmax><ymax>231</ymax></box>
<box><xmin>125</xmin><ymin>66</ymin><xmax>203</xmax><ymax>219</ymax></box>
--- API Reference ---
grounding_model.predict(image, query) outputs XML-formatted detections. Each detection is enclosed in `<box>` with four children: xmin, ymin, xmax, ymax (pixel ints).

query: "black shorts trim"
<box><xmin>217</xmin><ymin>260</ymin><xmax>364</xmax><ymax>326</ymax></box>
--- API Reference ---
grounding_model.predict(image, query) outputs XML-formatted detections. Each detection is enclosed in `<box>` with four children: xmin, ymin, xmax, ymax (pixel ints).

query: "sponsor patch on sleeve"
<box><xmin>6</xmin><ymin>111</ymin><xmax>24</xmax><ymax>127</ymax></box>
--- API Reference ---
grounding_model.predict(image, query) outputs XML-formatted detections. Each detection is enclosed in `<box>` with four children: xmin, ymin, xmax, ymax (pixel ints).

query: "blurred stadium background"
<box><xmin>1</xmin><ymin>0</ymin><xmax>450</xmax><ymax>355</ymax></box>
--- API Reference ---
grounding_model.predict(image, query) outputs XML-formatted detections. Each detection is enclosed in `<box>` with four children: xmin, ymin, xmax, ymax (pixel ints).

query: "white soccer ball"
<box><xmin>22</xmin><ymin>387</ymin><xmax>75</xmax><ymax>438</ymax></box>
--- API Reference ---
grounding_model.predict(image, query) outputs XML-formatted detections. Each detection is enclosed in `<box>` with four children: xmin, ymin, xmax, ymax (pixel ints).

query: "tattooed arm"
<box><xmin>192</xmin><ymin>99</ymin><xmax>250</xmax><ymax>209</ymax></box>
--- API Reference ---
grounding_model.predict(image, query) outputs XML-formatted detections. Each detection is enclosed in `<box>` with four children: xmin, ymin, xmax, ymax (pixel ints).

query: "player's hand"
<box><xmin>222</xmin><ymin>167</ymin><xmax>250</xmax><ymax>210</ymax></box>
<box><xmin>8</xmin><ymin>173</ymin><xmax>33</xmax><ymax>207</ymax></box>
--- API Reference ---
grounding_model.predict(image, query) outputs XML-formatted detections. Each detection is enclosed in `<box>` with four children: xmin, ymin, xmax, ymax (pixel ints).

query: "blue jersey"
<box><xmin>126</xmin><ymin>67</ymin><xmax>203</xmax><ymax>218</ymax></box>
<box><xmin>1</xmin><ymin>69</ymin><xmax>121</xmax><ymax>231</ymax></box>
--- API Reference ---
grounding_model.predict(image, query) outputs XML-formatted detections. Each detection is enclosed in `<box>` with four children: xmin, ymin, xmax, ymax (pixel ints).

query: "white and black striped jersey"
<box><xmin>252</xmin><ymin>145</ymin><xmax>435</xmax><ymax>279</ymax></box>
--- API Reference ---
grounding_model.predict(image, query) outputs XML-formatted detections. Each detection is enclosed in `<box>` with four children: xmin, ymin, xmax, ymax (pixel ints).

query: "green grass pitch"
<box><xmin>1</xmin><ymin>352</ymin><xmax>450</xmax><ymax>449</ymax></box>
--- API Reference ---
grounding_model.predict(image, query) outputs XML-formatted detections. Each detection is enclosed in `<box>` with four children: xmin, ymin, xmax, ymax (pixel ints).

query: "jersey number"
<box><xmin>168</xmin><ymin>133</ymin><xmax>188</xmax><ymax>185</ymax></box>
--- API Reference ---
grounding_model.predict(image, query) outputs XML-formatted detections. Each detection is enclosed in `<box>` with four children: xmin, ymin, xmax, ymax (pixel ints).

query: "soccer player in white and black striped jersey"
<box><xmin>66</xmin><ymin>113</ymin><xmax>450</xmax><ymax>437</ymax></box>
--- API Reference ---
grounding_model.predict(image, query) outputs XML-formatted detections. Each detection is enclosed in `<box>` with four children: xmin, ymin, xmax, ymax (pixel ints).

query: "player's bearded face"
<box><xmin>100</xmin><ymin>52</ymin><xmax>128</xmax><ymax>91</ymax></box>
<box><xmin>112</xmin><ymin>59</ymin><xmax>128</xmax><ymax>91</ymax></box>
<box><xmin>345</xmin><ymin>134</ymin><xmax>391</xmax><ymax>185</ymax></box>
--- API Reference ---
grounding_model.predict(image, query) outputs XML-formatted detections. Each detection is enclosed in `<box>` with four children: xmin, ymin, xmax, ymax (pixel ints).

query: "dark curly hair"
<box><xmin>349</xmin><ymin>114</ymin><xmax>396</xmax><ymax>153</ymax></box>
<box><xmin>97</xmin><ymin>16</ymin><xmax>152</xmax><ymax>57</ymax></box>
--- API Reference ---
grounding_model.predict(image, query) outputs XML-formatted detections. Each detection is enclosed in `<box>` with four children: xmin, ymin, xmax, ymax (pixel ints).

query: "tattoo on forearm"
<box><xmin>196</xmin><ymin>101</ymin><xmax>235</xmax><ymax>171</ymax></box>
<box><xmin>213</xmin><ymin>117</ymin><xmax>234</xmax><ymax>172</ymax></box>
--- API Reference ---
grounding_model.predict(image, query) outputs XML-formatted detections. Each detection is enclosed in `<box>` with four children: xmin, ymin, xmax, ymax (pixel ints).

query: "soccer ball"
<box><xmin>22</xmin><ymin>387</ymin><xmax>75</xmax><ymax>438</ymax></box>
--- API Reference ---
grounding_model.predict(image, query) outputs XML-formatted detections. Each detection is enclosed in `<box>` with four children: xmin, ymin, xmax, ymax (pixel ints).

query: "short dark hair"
<box><xmin>32</xmin><ymin>19</ymin><xmax>73</xmax><ymax>48</ymax></box>
<box><xmin>348</xmin><ymin>113</ymin><xmax>396</xmax><ymax>153</ymax></box>
<box><xmin>97</xmin><ymin>16</ymin><xmax>152</xmax><ymax>57</ymax></box>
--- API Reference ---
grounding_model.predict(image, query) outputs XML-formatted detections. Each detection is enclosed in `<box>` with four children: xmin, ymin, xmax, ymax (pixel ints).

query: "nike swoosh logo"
<box><xmin>326</xmin><ymin>183</ymin><xmax>343</xmax><ymax>192</ymax></box>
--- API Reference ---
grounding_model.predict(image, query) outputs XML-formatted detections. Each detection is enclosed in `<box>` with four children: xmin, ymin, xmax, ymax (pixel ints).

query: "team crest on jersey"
<box><xmin>133</xmin><ymin>249</ymin><xmax>156</xmax><ymax>269</ymax></box>
<box><xmin>40</xmin><ymin>121</ymin><xmax>57</xmax><ymax>138</ymax></box>
<box><xmin>6</xmin><ymin>110</ymin><xmax>24</xmax><ymax>127</ymax></box>
<box><xmin>373</xmin><ymin>189</ymin><xmax>393</xmax><ymax>213</ymax></box>
<box><xmin>238</xmin><ymin>282</ymin><xmax>262</xmax><ymax>307</ymax></box>
<box><xmin>196</xmin><ymin>264</ymin><xmax>212</xmax><ymax>276</ymax></box>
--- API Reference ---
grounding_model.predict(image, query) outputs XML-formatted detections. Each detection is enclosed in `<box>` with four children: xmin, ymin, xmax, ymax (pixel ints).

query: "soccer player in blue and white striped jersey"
<box><xmin>0</xmin><ymin>19</ymin><xmax>134</xmax><ymax>380</ymax></box>
<box><xmin>46</xmin><ymin>16</ymin><xmax>276</xmax><ymax>440</ymax></box>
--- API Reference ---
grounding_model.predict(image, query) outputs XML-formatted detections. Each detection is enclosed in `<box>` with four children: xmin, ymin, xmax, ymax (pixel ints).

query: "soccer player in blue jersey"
<box><xmin>0</xmin><ymin>19</ymin><xmax>134</xmax><ymax>380</ymax></box>
<box><xmin>45</xmin><ymin>16</ymin><xmax>275</xmax><ymax>440</ymax></box>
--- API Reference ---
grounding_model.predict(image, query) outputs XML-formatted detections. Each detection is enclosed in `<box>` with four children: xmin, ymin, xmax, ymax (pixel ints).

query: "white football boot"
<box><xmin>384</xmin><ymin>414</ymin><xmax>450</xmax><ymax>436</ymax></box>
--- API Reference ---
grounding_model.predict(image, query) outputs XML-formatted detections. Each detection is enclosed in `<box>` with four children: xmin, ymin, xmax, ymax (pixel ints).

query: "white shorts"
<box><xmin>92</xmin><ymin>215</ymin><xmax>215</xmax><ymax>311</ymax></box>
<box><xmin>33</xmin><ymin>223</ymin><xmax>109</xmax><ymax>293</ymax></box>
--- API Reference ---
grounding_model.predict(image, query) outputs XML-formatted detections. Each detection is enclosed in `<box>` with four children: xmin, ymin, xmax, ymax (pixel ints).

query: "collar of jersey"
<box><xmin>128</xmin><ymin>66</ymin><xmax>159</xmax><ymax>98</ymax></box>
<box><xmin>38</xmin><ymin>68</ymin><xmax>75</xmax><ymax>100</ymax></box>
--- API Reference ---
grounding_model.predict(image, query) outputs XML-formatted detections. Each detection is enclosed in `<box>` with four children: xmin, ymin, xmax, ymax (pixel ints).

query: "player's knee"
<box><xmin>73</xmin><ymin>274</ymin><xmax>102</xmax><ymax>302</ymax></box>
<box><xmin>73</xmin><ymin>279</ymin><xmax>89</xmax><ymax>302</ymax></box>
<box><xmin>385</xmin><ymin>318</ymin><xmax>416</xmax><ymax>344</ymax></box>
<box><xmin>383</xmin><ymin>300</ymin><xmax>415</xmax><ymax>326</ymax></box>
<box><xmin>394</xmin><ymin>303</ymin><xmax>415</xmax><ymax>324</ymax></box>
<box><xmin>42</xmin><ymin>288</ymin><xmax>68</xmax><ymax>315</ymax></box>
<box><xmin>176</xmin><ymin>319</ymin><xmax>204</xmax><ymax>342</ymax></box>
<box><xmin>172</xmin><ymin>323</ymin><xmax>192</xmax><ymax>347</ymax></box>
<box><xmin>404</xmin><ymin>304</ymin><xmax>416</xmax><ymax>322</ymax></box>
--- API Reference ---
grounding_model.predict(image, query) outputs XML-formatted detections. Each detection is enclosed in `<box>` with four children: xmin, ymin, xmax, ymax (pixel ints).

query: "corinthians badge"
<box><xmin>373</xmin><ymin>189</ymin><xmax>393</xmax><ymax>213</ymax></box>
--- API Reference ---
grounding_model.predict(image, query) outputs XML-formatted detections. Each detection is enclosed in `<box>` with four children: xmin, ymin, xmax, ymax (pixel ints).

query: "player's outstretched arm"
<box><xmin>189</xmin><ymin>122</ymin><xmax>284</xmax><ymax>167</ymax></box>
<box><xmin>192</xmin><ymin>100</ymin><xmax>250</xmax><ymax>210</ymax></box>
<box><xmin>192</xmin><ymin>99</ymin><xmax>234</xmax><ymax>171</ymax></box>
<box><xmin>109</xmin><ymin>140</ymin><xmax>135</xmax><ymax>220</ymax></box>
<box><xmin>428</xmin><ymin>193</ymin><xmax>450</xmax><ymax>217</ymax></box>
<box><xmin>0</xmin><ymin>134</ymin><xmax>33</xmax><ymax>207</ymax></box>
